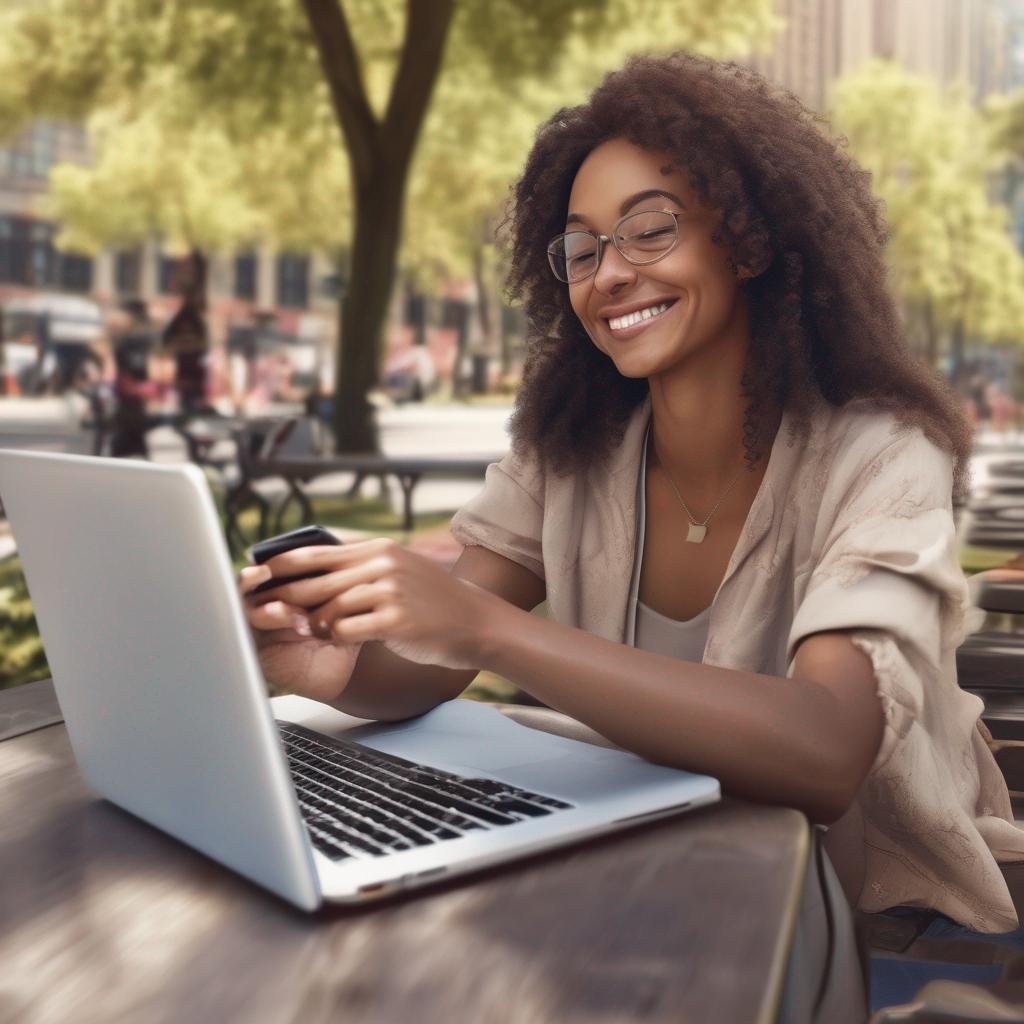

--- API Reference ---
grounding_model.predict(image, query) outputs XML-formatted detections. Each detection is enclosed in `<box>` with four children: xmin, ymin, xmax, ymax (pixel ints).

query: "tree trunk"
<box><xmin>333</xmin><ymin>175</ymin><xmax>406</xmax><ymax>451</ymax></box>
<box><xmin>300</xmin><ymin>0</ymin><xmax>455</xmax><ymax>453</ymax></box>
<box><xmin>451</xmin><ymin>300</ymin><xmax>471</xmax><ymax>400</ymax></box>
<box><xmin>473</xmin><ymin>241</ymin><xmax>494</xmax><ymax>356</ymax></box>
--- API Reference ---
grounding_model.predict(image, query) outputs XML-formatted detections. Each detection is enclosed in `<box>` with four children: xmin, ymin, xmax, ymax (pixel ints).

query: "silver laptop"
<box><xmin>0</xmin><ymin>449</ymin><xmax>719</xmax><ymax>910</ymax></box>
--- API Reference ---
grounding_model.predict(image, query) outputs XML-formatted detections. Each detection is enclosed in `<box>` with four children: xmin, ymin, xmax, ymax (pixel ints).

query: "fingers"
<box><xmin>328</xmin><ymin>608</ymin><xmax>396</xmax><ymax>645</ymax></box>
<box><xmin>238</xmin><ymin>538</ymin><xmax>401</xmax><ymax>603</ymax></box>
<box><xmin>254</xmin><ymin>626</ymin><xmax>313</xmax><ymax>648</ymax></box>
<box><xmin>238</xmin><ymin>564</ymin><xmax>273</xmax><ymax>596</ymax></box>
<box><xmin>252</xmin><ymin>555</ymin><xmax>398</xmax><ymax>609</ymax></box>
<box><xmin>309</xmin><ymin>581</ymin><xmax>395</xmax><ymax>637</ymax></box>
<box><xmin>261</xmin><ymin>537</ymin><xmax>398</xmax><ymax>582</ymax></box>
<box><xmin>245</xmin><ymin>598</ymin><xmax>312</xmax><ymax>637</ymax></box>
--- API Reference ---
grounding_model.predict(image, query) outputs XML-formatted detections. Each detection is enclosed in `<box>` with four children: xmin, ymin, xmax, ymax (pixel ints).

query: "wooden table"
<box><xmin>0</xmin><ymin>682</ymin><xmax>812</xmax><ymax>1024</ymax></box>
<box><xmin>260</xmin><ymin>454</ymin><xmax>501</xmax><ymax>533</ymax></box>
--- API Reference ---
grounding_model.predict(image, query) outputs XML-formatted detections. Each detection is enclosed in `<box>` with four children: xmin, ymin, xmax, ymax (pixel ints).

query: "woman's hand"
<box><xmin>247</xmin><ymin>538</ymin><xmax>499</xmax><ymax>671</ymax></box>
<box><xmin>238</xmin><ymin>560</ymin><xmax>363</xmax><ymax>702</ymax></box>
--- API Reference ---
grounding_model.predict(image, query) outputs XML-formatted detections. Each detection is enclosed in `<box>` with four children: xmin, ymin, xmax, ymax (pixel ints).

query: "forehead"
<box><xmin>567</xmin><ymin>137</ymin><xmax>698</xmax><ymax>219</ymax></box>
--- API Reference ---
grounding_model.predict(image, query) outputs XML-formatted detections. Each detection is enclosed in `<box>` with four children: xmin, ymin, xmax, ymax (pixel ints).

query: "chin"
<box><xmin>606</xmin><ymin>351</ymin><xmax>659</xmax><ymax>380</ymax></box>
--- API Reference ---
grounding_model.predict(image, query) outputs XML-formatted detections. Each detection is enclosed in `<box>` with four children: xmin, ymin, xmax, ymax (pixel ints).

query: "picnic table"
<box><xmin>0</xmin><ymin>679</ymin><xmax>864</xmax><ymax>1023</ymax></box>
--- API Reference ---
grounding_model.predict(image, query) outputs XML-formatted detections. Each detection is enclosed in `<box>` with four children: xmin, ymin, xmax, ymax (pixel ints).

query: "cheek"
<box><xmin>568</xmin><ymin>286</ymin><xmax>589</xmax><ymax>322</ymax></box>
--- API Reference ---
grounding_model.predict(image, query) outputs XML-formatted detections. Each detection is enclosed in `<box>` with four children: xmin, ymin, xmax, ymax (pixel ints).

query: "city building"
<box><xmin>0</xmin><ymin>116</ymin><xmax>481</xmax><ymax>403</ymax></box>
<box><xmin>743</xmin><ymin>0</ymin><xmax>1024</xmax><ymax>262</ymax></box>
<box><xmin>744</xmin><ymin>0</ymin><xmax>1024</xmax><ymax>112</ymax></box>
<box><xmin>0</xmin><ymin>118</ymin><xmax>341</xmax><ymax>399</ymax></box>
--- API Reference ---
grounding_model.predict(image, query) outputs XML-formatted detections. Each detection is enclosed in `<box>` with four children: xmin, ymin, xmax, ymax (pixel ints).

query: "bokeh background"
<box><xmin>1</xmin><ymin>0</ymin><xmax>1023</xmax><ymax>691</ymax></box>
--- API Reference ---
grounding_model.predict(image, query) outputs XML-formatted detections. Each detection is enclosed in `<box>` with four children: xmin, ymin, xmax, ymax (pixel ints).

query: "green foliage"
<box><xmin>832</xmin><ymin>60</ymin><xmax>1024</xmax><ymax>345</ymax></box>
<box><xmin>46</xmin><ymin>82</ymin><xmax>352</xmax><ymax>254</ymax></box>
<box><xmin>984</xmin><ymin>89</ymin><xmax>1024</xmax><ymax>163</ymax></box>
<box><xmin>0</xmin><ymin>0</ymin><xmax>775</xmax><ymax>449</ymax></box>
<box><xmin>0</xmin><ymin>558</ymin><xmax>49</xmax><ymax>690</ymax></box>
<box><xmin>0</xmin><ymin>0</ymin><xmax>775</xmax><ymax>271</ymax></box>
<box><xmin>403</xmin><ymin>0</ymin><xmax>778</xmax><ymax>281</ymax></box>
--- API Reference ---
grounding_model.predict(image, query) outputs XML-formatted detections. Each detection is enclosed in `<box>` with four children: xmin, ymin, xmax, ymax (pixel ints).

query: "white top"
<box><xmin>628</xmin><ymin>421</ymin><xmax>712</xmax><ymax>662</ymax></box>
<box><xmin>634</xmin><ymin>599</ymin><xmax>711</xmax><ymax>661</ymax></box>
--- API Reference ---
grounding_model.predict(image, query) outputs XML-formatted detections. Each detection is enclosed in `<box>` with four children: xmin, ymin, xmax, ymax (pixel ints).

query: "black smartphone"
<box><xmin>248</xmin><ymin>524</ymin><xmax>342</xmax><ymax>595</ymax></box>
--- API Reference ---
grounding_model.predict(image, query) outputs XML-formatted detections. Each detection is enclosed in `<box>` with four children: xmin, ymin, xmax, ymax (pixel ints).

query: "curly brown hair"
<box><xmin>505</xmin><ymin>51</ymin><xmax>972</xmax><ymax>504</ymax></box>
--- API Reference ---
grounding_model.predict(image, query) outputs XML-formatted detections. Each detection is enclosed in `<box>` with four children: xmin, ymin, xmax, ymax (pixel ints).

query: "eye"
<box><xmin>632</xmin><ymin>226</ymin><xmax>675</xmax><ymax>242</ymax></box>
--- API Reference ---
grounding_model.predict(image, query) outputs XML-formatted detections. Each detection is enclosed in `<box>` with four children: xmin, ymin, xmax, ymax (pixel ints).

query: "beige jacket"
<box><xmin>450</xmin><ymin>393</ymin><xmax>1024</xmax><ymax>932</ymax></box>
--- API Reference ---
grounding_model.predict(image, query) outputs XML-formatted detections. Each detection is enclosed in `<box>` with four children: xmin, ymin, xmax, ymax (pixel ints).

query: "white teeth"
<box><xmin>608</xmin><ymin>302</ymin><xmax>671</xmax><ymax>331</ymax></box>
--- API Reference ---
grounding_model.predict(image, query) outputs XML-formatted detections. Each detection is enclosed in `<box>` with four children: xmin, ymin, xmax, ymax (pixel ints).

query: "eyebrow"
<box><xmin>565</xmin><ymin>189</ymin><xmax>686</xmax><ymax>226</ymax></box>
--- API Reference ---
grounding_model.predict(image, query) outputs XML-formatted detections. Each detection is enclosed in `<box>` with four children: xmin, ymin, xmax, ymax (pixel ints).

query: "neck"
<box><xmin>647</xmin><ymin>344</ymin><xmax>779</xmax><ymax>500</ymax></box>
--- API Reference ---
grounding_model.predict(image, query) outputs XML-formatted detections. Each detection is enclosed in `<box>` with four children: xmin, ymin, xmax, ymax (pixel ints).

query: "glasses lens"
<box><xmin>615</xmin><ymin>211</ymin><xmax>678</xmax><ymax>263</ymax></box>
<box><xmin>548</xmin><ymin>231</ymin><xmax>599</xmax><ymax>283</ymax></box>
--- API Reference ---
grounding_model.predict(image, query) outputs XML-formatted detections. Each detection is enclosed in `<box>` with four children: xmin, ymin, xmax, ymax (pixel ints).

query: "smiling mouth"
<box><xmin>605</xmin><ymin>300</ymin><xmax>676</xmax><ymax>333</ymax></box>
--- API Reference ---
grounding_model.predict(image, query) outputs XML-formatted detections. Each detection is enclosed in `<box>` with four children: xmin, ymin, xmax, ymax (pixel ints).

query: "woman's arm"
<box><xmin>473</xmin><ymin>599</ymin><xmax>884</xmax><ymax>824</ymax></box>
<box><xmin>248</xmin><ymin>539</ymin><xmax>883</xmax><ymax>824</ymax></box>
<box><xmin>240</xmin><ymin>542</ymin><xmax>545</xmax><ymax>719</ymax></box>
<box><xmin>332</xmin><ymin>545</ymin><xmax>545</xmax><ymax>721</ymax></box>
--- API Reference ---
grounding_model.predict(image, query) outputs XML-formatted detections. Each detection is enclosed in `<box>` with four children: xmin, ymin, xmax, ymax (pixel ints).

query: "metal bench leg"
<box><xmin>273</xmin><ymin>480</ymin><xmax>314</xmax><ymax>534</ymax></box>
<box><xmin>224</xmin><ymin>485</ymin><xmax>246</xmax><ymax>554</ymax></box>
<box><xmin>225</xmin><ymin>484</ymin><xmax>271</xmax><ymax>554</ymax></box>
<box><xmin>345</xmin><ymin>471</ymin><xmax>365</xmax><ymax>499</ymax></box>
<box><xmin>397</xmin><ymin>473</ymin><xmax>421</xmax><ymax>533</ymax></box>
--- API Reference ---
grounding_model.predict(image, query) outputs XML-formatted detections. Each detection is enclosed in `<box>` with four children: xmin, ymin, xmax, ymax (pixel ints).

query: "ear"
<box><xmin>736</xmin><ymin>264</ymin><xmax>756</xmax><ymax>281</ymax></box>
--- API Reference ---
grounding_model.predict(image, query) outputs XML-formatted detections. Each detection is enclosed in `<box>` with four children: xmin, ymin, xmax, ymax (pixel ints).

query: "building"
<box><xmin>0</xmin><ymin>119</ymin><xmax>340</xmax><ymax>398</ymax></box>
<box><xmin>744</xmin><ymin>0</ymin><xmax>1023</xmax><ymax>112</ymax></box>
<box><xmin>0</xmin><ymin>117</ymin><xmax>485</xmax><ymax>402</ymax></box>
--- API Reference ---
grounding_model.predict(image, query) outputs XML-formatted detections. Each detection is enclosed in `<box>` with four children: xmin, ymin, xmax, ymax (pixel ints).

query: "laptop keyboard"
<box><xmin>276</xmin><ymin>721</ymin><xmax>574</xmax><ymax>862</ymax></box>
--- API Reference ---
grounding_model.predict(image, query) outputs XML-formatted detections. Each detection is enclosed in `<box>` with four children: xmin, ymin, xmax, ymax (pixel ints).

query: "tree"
<box><xmin>832</xmin><ymin>60</ymin><xmax>1024</xmax><ymax>374</ymax></box>
<box><xmin>44</xmin><ymin>77</ymin><xmax>353</xmax><ymax>366</ymax></box>
<box><xmin>0</xmin><ymin>0</ymin><xmax>775</xmax><ymax>450</ymax></box>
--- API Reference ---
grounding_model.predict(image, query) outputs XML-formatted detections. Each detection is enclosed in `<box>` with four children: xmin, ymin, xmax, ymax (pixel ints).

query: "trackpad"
<box><xmin>344</xmin><ymin>700</ymin><xmax>621</xmax><ymax>773</ymax></box>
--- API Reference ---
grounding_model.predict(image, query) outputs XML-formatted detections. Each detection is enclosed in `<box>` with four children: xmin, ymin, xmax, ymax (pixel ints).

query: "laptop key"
<box><xmin>295</xmin><ymin>779</ymin><xmax>431</xmax><ymax>850</ymax></box>
<box><xmin>462</xmin><ymin>778</ymin><xmax>573</xmax><ymax>810</ymax></box>
<box><xmin>277</xmin><ymin>721</ymin><xmax>576</xmax><ymax>857</ymax></box>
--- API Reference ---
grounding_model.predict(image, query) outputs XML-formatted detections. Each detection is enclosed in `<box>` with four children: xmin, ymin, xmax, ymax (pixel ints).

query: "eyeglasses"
<box><xmin>547</xmin><ymin>209</ymin><xmax>682</xmax><ymax>284</ymax></box>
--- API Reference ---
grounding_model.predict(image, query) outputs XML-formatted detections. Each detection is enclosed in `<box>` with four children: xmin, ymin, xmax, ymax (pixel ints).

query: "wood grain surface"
<box><xmin>0</xmin><ymin>678</ymin><xmax>62</xmax><ymax>742</ymax></box>
<box><xmin>0</xmin><ymin>721</ymin><xmax>809</xmax><ymax>1024</ymax></box>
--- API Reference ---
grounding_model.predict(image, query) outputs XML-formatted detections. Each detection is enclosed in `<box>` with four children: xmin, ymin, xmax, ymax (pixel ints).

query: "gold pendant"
<box><xmin>686</xmin><ymin>523</ymin><xmax>707</xmax><ymax>543</ymax></box>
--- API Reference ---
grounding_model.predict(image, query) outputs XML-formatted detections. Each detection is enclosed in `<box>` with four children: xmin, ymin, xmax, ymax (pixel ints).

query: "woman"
<box><xmin>240</xmin><ymin>53</ymin><xmax>1024</xmax><ymax>932</ymax></box>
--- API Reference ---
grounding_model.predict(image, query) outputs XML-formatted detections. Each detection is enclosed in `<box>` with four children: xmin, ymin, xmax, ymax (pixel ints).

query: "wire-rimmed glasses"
<box><xmin>547</xmin><ymin>209</ymin><xmax>682</xmax><ymax>284</ymax></box>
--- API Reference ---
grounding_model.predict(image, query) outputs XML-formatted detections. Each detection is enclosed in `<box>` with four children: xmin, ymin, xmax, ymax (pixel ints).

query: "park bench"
<box><xmin>216</xmin><ymin>414</ymin><xmax>500</xmax><ymax>551</ymax></box>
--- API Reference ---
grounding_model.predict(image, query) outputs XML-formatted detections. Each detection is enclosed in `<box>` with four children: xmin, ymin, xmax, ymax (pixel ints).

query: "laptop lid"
<box><xmin>0</xmin><ymin>449</ymin><xmax>320</xmax><ymax>910</ymax></box>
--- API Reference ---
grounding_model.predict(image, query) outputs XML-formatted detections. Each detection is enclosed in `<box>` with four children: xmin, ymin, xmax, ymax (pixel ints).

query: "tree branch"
<box><xmin>298</xmin><ymin>0</ymin><xmax>377</xmax><ymax>184</ymax></box>
<box><xmin>381</xmin><ymin>0</ymin><xmax>455</xmax><ymax>171</ymax></box>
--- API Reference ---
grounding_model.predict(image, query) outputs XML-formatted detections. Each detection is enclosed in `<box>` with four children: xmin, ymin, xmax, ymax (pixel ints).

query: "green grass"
<box><xmin>224</xmin><ymin>493</ymin><xmax>455</xmax><ymax>567</ymax></box>
<box><xmin>0</xmin><ymin>556</ymin><xmax>50</xmax><ymax>689</ymax></box>
<box><xmin>959</xmin><ymin>545</ymin><xmax>1022</xmax><ymax>576</ymax></box>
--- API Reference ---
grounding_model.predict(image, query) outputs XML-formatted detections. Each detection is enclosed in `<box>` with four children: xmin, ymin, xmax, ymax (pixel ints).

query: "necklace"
<box><xmin>655</xmin><ymin>445</ymin><xmax>747</xmax><ymax>544</ymax></box>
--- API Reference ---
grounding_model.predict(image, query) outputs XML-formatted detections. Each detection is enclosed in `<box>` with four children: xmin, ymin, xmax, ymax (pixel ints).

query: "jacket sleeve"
<box><xmin>787</xmin><ymin>423</ymin><xmax>1024</xmax><ymax>932</ymax></box>
<box><xmin>448</xmin><ymin>447</ymin><xmax>546</xmax><ymax>581</ymax></box>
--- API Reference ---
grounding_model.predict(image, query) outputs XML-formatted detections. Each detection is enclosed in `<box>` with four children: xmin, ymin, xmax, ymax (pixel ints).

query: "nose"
<box><xmin>592</xmin><ymin>239</ymin><xmax>637</xmax><ymax>295</ymax></box>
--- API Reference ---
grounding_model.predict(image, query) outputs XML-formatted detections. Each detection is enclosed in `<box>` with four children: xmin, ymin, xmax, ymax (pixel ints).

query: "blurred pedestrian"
<box><xmin>987</xmin><ymin>383</ymin><xmax>1015</xmax><ymax>435</ymax></box>
<box><xmin>110</xmin><ymin>305</ymin><xmax>162</xmax><ymax>458</ymax></box>
<box><xmin>162</xmin><ymin>250</ymin><xmax>211</xmax><ymax>416</ymax></box>
<box><xmin>969</xmin><ymin>373</ymin><xmax>991</xmax><ymax>424</ymax></box>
